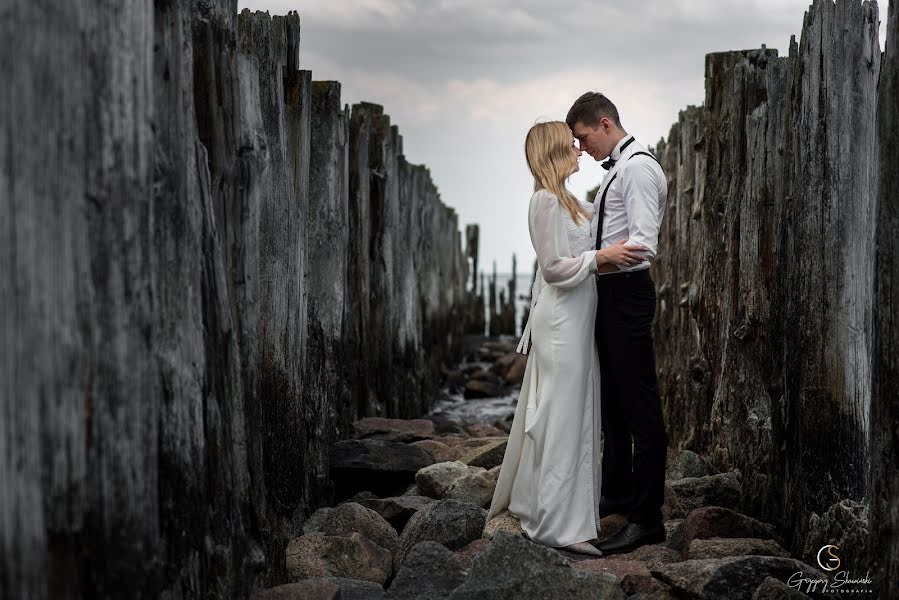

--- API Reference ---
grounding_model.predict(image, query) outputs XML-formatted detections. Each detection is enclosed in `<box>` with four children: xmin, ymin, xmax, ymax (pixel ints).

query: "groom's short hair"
<box><xmin>566</xmin><ymin>92</ymin><xmax>622</xmax><ymax>129</ymax></box>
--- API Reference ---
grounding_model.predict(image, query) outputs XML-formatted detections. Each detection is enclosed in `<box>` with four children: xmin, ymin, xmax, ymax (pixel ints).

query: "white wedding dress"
<box><xmin>487</xmin><ymin>189</ymin><xmax>602</xmax><ymax>548</ymax></box>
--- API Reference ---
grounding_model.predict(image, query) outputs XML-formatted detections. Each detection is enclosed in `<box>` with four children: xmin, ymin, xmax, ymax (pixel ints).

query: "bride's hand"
<box><xmin>595</xmin><ymin>240</ymin><xmax>647</xmax><ymax>269</ymax></box>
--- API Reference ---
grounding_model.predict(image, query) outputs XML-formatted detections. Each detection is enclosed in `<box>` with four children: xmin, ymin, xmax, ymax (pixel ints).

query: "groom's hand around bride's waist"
<box><xmin>595</xmin><ymin>239</ymin><xmax>648</xmax><ymax>271</ymax></box>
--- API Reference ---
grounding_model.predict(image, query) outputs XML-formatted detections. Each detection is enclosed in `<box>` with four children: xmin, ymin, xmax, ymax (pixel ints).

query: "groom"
<box><xmin>567</xmin><ymin>92</ymin><xmax>668</xmax><ymax>554</ymax></box>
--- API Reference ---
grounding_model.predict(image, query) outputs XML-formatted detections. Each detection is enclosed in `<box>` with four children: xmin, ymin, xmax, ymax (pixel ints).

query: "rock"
<box><xmin>449</xmin><ymin>532</ymin><xmax>626</xmax><ymax>599</ymax></box>
<box><xmin>353</xmin><ymin>417</ymin><xmax>435</xmax><ymax>443</ymax></box>
<box><xmin>455</xmin><ymin>538</ymin><xmax>491</xmax><ymax>569</ymax></box>
<box><xmin>253</xmin><ymin>578</ymin><xmax>386</xmax><ymax>600</ymax></box>
<box><xmin>416</xmin><ymin>461</ymin><xmax>471</xmax><ymax>498</ymax></box>
<box><xmin>469</xmin><ymin>370</ymin><xmax>504</xmax><ymax>384</ymax></box>
<box><xmin>429</xmin><ymin>414</ymin><xmax>469</xmax><ymax>437</ymax></box>
<box><xmin>492</xmin><ymin>351</ymin><xmax>520</xmax><ymax>372</ymax></box>
<box><xmin>482</xmin><ymin>339</ymin><xmax>516</xmax><ymax>353</ymax></box>
<box><xmin>446</xmin><ymin>469</ymin><xmax>496</xmax><ymax>507</ymax></box>
<box><xmin>401</xmin><ymin>484</ymin><xmax>420</xmax><ymax>496</ymax></box>
<box><xmin>668</xmin><ymin>472</ymin><xmax>741</xmax><ymax>517</ymax></box>
<box><xmin>303</xmin><ymin>507</ymin><xmax>333</xmax><ymax>535</ymax></box>
<box><xmin>573</xmin><ymin>559</ymin><xmax>657</xmax><ymax>595</ymax></box>
<box><xmin>286</xmin><ymin>532</ymin><xmax>392</xmax><ymax>585</ymax></box>
<box><xmin>612</xmin><ymin>544</ymin><xmax>681</xmax><ymax>570</ymax></box>
<box><xmin>461</xmin><ymin>436</ymin><xmax>508</xmax><ymax>449</ymax></box>
<box><xmin>436</xmin><ymin>435</ymin><xmax>471</xmax><ymax>448</ymax></box>
<box><xmin>652</xmin><ymin>556</ymin><xmax>825</xmax><ymax>600</ymax></box>
<box><xmin>664</xmin><ymin>519</ymin><xmax>686</xmax><ymax>552</ymax></box>
<box><xmin>686</xmin><ymin>537</ymin><xmax>790</xmax><ymax>560</ymax></box>
<box><xmin>350</xmin><ymin>491</ymin><xmax>380</xmax><ymax>502</ymax></box>
<box><xmin>460</xmin><ymin>440</ymin><xmax>507</xmax><ymax>470</ymax></box>
<box><xmin>483</xmin><ymin>510</ymin><xmax>526</xmax><ymax>540</ymax></box>
<box><xmin>796</xmin><ymin>499</ymin><xmax>869</xmax><ymax>573</ymax></box>
<box><xmin>494</xmin><ymin>415</ymin><xmax>514</xmax><ymax>434</ymax></box>
<box><xmin>465</xmin><ymin>424</ymin><xmax>507</xmax><ymax>438</ymax></box>
<box><xmin>356</xmin><ymin>496</ymin><xmax>437</xmax><ymax>533</ymax></box>
<box><xmin>331</xmin><ymin>439</ymin><xmax>436</xmax><ymax>499</ymax></box>
<box><xmin>661</xmin><ymin>483</ymin><xmax>682</xmax><ymax>520</ymax></box>
<box><xmin>488</xmin><ymin>465</ymin><xmax>501</xmax><ymax>479</ymax></box>
<box><xmin>502</xmin><ymin>354</ymin><xmax>527</xmax><ymax>384</ymax></box>
<box><xmin>395</xmin><ymin>499</ymin><xmax>487</xmax><ymax>569</ymax></box>
<box><xmin>683</xmin><ymin>507</ymin><xmax>782</xmax><ymax>550</ymax></box>
<box><xmin>752</xmin><ymin>576</ymin><xmax>812</xmax><ymax>599</ymax></box>
<box><xmin>666</xmin><ymin>449</ymin><xmax>717</xmax><ymax>480</ymax></box>
<box><xmin>385</xmin><ymin>541</ymin><xmax>467</xmax><ymax>600</ymax></box>
<box><xmin>464</xmin><ymin>379</ymin><xmax>503</xmax><ymax>399</ymax></box>
<box><xmin>251</xmin><ymin>580</ymin><xmax>340</xmax><ymax>600</ymax></box>
<box><xmin>411</xmin><ymin>439</ymin><xmax>464</xmax><ymax>462</ymax></box>
<box><xmin>301</xmin><ymin>502</ymin><xmax>400</xmax><ymax>556</ymax></box>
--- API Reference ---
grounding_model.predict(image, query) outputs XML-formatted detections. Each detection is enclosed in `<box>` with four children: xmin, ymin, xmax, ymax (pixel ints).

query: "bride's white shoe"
<box><xmin>563</xmin><ymin>541</ymin><xmax>603</xmax><ymax>557</ymax></box>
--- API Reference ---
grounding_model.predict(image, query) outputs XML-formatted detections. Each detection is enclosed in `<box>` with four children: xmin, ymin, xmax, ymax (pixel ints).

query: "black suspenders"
<box><xmin>595</xmin><ymin>150</ymin><xmax>661</xmax><ymax>249</ymax></box>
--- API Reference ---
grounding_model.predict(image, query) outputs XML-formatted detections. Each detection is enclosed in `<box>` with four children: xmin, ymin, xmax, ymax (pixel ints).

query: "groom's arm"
<box><xmin>621</xmin><ymin>159</ymin><xmax>666</xmax><ymax>264</ymax></box>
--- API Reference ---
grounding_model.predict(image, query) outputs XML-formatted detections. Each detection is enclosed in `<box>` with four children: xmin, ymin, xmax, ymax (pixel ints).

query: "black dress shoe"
<box><xmin>598</xmin><ymin>495</ymin><xmax>633</xmax><ymax>518</ymax></box>
<box><xmin>597</xmin><ymin>521</ymin><xmax>666</xmax><ymax>555</ymax></box>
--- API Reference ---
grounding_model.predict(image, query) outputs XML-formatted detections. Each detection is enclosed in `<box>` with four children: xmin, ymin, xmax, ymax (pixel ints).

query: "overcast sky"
<box><xmin>238</xmin><ymin>1</ymin><xmax>886</xmax><ymax>275</ymax></box>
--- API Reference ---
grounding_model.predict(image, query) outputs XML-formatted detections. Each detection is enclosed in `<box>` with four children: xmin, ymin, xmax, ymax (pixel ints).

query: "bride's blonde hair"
<box><xmin>524</xmin><ymin>121</ymin><xmax>591</xmax><ymax>225</ymax></box>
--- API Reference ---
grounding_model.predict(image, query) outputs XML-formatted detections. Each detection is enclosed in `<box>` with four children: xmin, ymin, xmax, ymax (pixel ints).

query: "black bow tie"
<box><xmin>601</xmin><ymin>136</ymin><xmax>636</xmax><ymax>171</ymax></box>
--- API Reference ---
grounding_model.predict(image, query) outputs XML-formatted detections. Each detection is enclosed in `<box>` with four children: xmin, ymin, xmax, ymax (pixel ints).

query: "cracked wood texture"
<box><xmin>652</xmin><ymin>0</ymin><xmax>892</xmax><ymax>583</ymax></box>
<box><xmin>1</xmin><ymin>2</ymin><xmax>469</xmax><ymax>598</ymax></box>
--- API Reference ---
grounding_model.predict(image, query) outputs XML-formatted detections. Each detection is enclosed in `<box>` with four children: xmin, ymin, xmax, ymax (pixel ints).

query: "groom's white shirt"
<box><xmin>590</xmin><ymin>136</ymin><xmax>667</xmax><ymax>275</ymax></box>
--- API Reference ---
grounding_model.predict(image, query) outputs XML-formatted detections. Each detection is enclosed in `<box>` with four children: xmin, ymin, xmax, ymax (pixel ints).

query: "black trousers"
<box><xmin>595</xmin><ymin>268</ymin><xmax>667</xmax><ymax>525</ymax></box>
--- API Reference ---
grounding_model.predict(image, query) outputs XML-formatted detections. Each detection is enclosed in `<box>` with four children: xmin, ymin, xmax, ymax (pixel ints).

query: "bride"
<box><xmin>486</xmin><ymin>121</ymin><xmax>645</xmax><ymax>556</ymax></box>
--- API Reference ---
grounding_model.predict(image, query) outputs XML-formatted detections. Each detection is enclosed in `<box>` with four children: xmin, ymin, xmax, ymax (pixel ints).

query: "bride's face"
<box><xmin>569</xmin><ymin>137</ymin><xmax>582</xmax><ymax>174</ymax></box>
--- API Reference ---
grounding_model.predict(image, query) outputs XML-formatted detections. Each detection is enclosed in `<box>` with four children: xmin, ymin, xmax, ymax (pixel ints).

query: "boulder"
<box><xmin>455</xmin><ymin>538</ymin><xmax>491</xmax><ymax>569</ymax></box>
<box><xmin>666</xmin><ymin>450</ymin><xmax>717</xmax><ymax>480</ymax></box>
<box><xmin>385</xmin><ymin>541</ymin><xmax>467</xmax><ymax>600</ymax></box>
<box><xmin>573</xmin><ymin>559</ymin><xmax>658</xmax><ymax>596</ymax></box>
<box><xmin>255</xmin><ymin>578</ymin><xmax>385</xmax><ymax>600</ymax></box>
<box><xmin>611</xmin><ymin>544</ymin><xmax>681</xmax><ymax>570</ymax></box>
<box><xmin>446</xmin><ymin>469</ymin><xmax>496</xmax><ymax>507</ymax></box>
<box><xmin>465</xmin><ymin>424</ymin><xmax>507</xmax><ymax>438</ymax></box>
<box><xmin>436</xmin><ymin>435</ymin><xmax>471</xmax><ymax>448</ymax></box>
<box><xmin>682</xmin><ymin>507</ymin><xmax>782</xmax><ymax>550</ymax></box>
<box><xmin>286</xmin><ymin>532</ymin><xmax>392</xmax><ymax>585</ymax></box>
<box><xmin>411</xmin><ymin>439</ymin><xmax>464</xmax><ymax>462</ymax></box>
<box><xmin>250</xmin><ymin>580</ymin><xmax>340</xmax><ymax>600</ymax></box>
<box><xmin>449</xmin><ymin>532</ymin><xmax>626</xmax><ymax>599</ymax></box>
<box><xmin>652</xmin><ymin>556</ymin><xmax>825</xmax><ymax>600</ymax></box>
<box><xmin>429</xmin><ymin>414</ymin><xmax>469</xmax><ymax>437</ymax></box>
<box><xmin>483</xmin><ymin>510</ymin><xmax>526</xmax><ymax>540</ymax></box>
<box><xmin>686</xmin><ymin>537</ymin><xmax>790</xmax><ymax>560</ymax></box>
<box><xmin>395</xmin><ymin>500</ymin><xmax>487</xmax><ymax>570</ymax></box>
<box><xmin>353</xmin><ymin>417</ymin><xmax>435</xmax><ymax>442</ymax></box>
<box><xmin>502</xmin><ymin>354</ymin><xmax>527</xmax><ymax>384</ymax></box>
<box><xmin>668</xmin><ymin>472</ymin><xmax>741</xmax><ymax>517</ymax></box>
<box><xmin>460</xmin><ymin>436</ymin><xmax>508</xmax><ymax>449</ymax></box>
<box><xmin>416</xmin><ymin>461</ymin><xmax>471</xmax><ymax>498</ymax></box>
<box><xmin>331</xmin><ymin>440</ymin><xmax>436</xmax><ymax>499</ymax></box>
<box><xmin>302</xmin><ymin>502</ymin><xmax>399</xmax><ymax>556</ymax></box>
<box><xmin>664</xmin><ymin>519</ymin><xmax>686</xmax><ymax>552</ymax></box>
<box><xmin>356</xmin><ymin>495</ymin><xmax>437</xmax><ymax>533</ymax></box>
<box><xmin>460</xmin><ymin>439</ymin><xmax>507</xmax><ymax>470</ymax></box>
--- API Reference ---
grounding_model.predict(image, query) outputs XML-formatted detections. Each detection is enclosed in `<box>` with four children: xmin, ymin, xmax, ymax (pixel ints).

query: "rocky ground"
<box><xmin>253</xmin><ymin>337</ymin><xmax>825</xmax><ymax>600</ymax></box>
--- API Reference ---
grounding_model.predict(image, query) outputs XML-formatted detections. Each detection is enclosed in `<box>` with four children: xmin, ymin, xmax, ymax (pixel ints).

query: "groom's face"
<box><xmin>572</xmin><ymin>118</ymin><xmax>616</xmax><ymax>161</ymax></box>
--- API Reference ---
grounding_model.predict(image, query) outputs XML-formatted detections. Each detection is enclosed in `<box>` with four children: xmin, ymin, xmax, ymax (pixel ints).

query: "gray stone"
<box><xmin>460</xmin><ymin>440</ymin><xmax>507</xmax><ymax>470</ymax></box>
<box><xmin>652</xmin><ymin>556</ymin><xmax>825</xmax><ymax>600</ymax></box>
<box><xmin>410</xmin><ymin>439</ymin><xmax>464</xmax><ymax>462</ymax></box>
<box><xmin>302</xmin><ymin>502</ymin><xmax>400</xmax><ymax>556</ymax></box>
<box><xmin>445</xmin><ymin>469</ymin><xmax>496</xmax><ymax>507</ymax></box>
<box><xmin>668</xmin><ymin>472</ymin><xmax>741</xmax><ymax>517</ymax></box>
<box><xmin>385</xmin><ymin>541</ymin><xmax>467</xmax><ymax>600</ymax></box>
<box><xmin>251</xmin><ymin>580</ymin><xmax>340</xmax><ymax>600</ymax></box>
<box><xmin>353</xmin><ymin>417</ymin><xmax>435</xmax><ymax>443</ymax></box>
<box><xmin>396</xmin><ymin>500</ymin><xmax>487</xmax><ymax>569</ymax></box>
<box><xmin>286</xmin><ymin>532</ymin><xmax>392</xmax><ymax>584</ymax></box>
<box><xmin>483</xmin><ymin>510</ymin><xmax>526</xmax><ymax>540</ymax></box>
<box><xmin>666</xmin><ymin>450</ymin><xmax>717</xmax><ymax>480</ymax></box>
<box><xmin>356</xmin><ymin>495</ymin><xmax>437</xmax><ymax>533</ymax></box>
<box><xmin>687</xmin><ymin>537</ymin><xmax>790</xmax><ymax>560</ymax></box>
<box><xmin>323</xmin><ymin>578</ymin><xmax>386</xmax><ymax>600</ymax></box>
<box><xmin>449</xmin><ymin>532</ymin><xmax>626</xmax><ymax>599</ymax></box>
<box><xmin>415</xmin><ymin>461</ymin><xmax>471</xmax><ymax>499</ymax></box>
<box><xmin>683</xmin><ymin>507</ymin><xmax>782</xmax><ymax>550</ymax></box>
